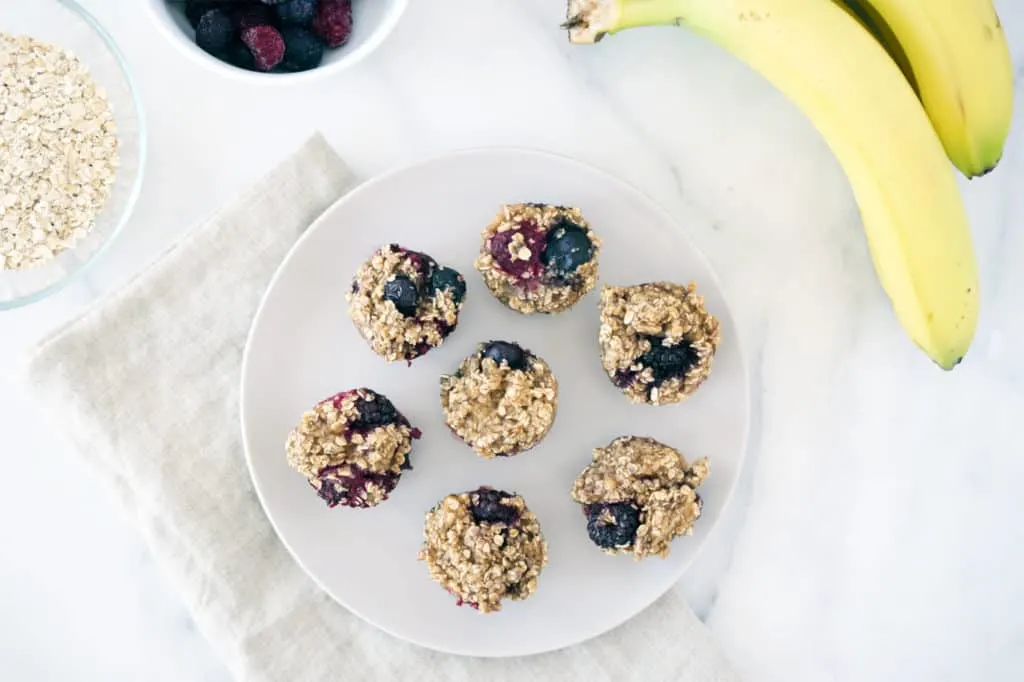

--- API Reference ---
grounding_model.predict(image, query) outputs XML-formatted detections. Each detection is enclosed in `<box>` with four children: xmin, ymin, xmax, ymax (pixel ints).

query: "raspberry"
<box><xmin>241</xmin><ymin>25</ymin><xmax>286</xmax><ymax>71</ymax></box>
<box><xmin>313</xmin><ymin>0</ymin><xmax>353</xmax><ymax>48</ymax></box>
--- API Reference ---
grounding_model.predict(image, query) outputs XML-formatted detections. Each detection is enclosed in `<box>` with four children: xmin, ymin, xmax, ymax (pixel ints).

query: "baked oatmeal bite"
<box><xmin>347</xmin><ymin>244</ymin><xmax>467</xmax><ymax>362</ymax></box>
<box><xmin>598</xmin><ymin>282</ymin><xmax>721</xmax><ymax>405</ymax></box>
<box><xmin>439</xmin><ymin>340</ymin><xmax>558</xmax><ymax>458</ymax></box>
<box><xmin>285</xmin><ymin>388</ymin><xmax>421</xmax><ymax>508</ymax></box>
<box><xmin>571</xmin><ymin>436</ymin><xmax>708</xmax><ymax>559</ymax></box>
<box><xmin>419</xmin><ymin>487</ymin><xmax>548</xmax><ymax>613</ymax></box>
<box><xmin>474</xmin><ymin>203</ymin><xmax>601</xmax><ymax>314</ymax></box>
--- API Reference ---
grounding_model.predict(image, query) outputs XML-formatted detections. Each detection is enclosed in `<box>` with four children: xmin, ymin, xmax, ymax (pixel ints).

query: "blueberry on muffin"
<box><xmin>347</xmin><ymin>244</ymin><xmax>467</xmax><ymax>363</ymax></box>
<box><xmin>571</xmin><ymin>436</ymin><xmax>708</xmax><ymax>559</ymax></box>
<box><xmin>474</xmin><ymin>203</ymin><xmax>601</xmax><ymax>314</ymax></box>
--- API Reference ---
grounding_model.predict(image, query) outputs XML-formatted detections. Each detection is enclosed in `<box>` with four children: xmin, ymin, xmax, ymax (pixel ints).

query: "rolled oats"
<box><xmin>0</xmin><ymin>33</ymin><xmax>119</xmax><ymax>270</ymax></box>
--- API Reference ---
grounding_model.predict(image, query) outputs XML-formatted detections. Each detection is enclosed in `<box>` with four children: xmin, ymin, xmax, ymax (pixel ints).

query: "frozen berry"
<box><xmin>383</xmin><ymin>275</ymin><xmax>419</xmax><ymax>316</ymax></box>
<box><xmin>481</xmin><ymin>341</ymin><xmax>527</xmax><ymax>371</ymax></box>
<box><xmin>233</xmin><ymin>3</ymin><xmax>274</xmax><ymax>29</ymax></box>
<box><xmin>241</xmin><ymin>25</ymin><xmax>286</xmax><ymax>71</ymax></box>
<box><xmin>429</xmin><ymin>267</ymin><xmax>466</xmax><ymax>303</ymax></box>
<box><xmin>470</xmin><ymin>489</ymin><xmax>520</xmax><ymax>525</ymax></box>
<box><xmin>280</xmin><ymin>26</ymin><xmax>324</xmax><ymax>72</ymax></box>
<box><xmin>639</xmin><ymin>336</ymin><xmax>697</xmax><ymax>386</ymax></box>
<box><xmin>542</xmin><ymin>218</ymin><xmax>593</xmax><ymax>277</ymax></box>
<box><xmin>258</xmin><ymin>0</ymin><xmax>290</xmax><ymax>4</ymax></box>
<box><xmin>313</xmin><ymin>0</ymin><xmax>353</xmax><ymax>48</ymax></box>
<box><xmin>353</xmin><ymin>393</ymin><xmax>398</xmax><ymax>429</ymax></box>
<box><xmin>586</xmin><ymin>502</ymin><xmax>641</xmax><ymax>549</ymax></box>
<box><xmin>185</xmin><ymin>1</ymin><xmax>220</xmax><ymax>28</ymax></box>
<box><xmin>224</xmin><ymin>39</ymin><xmax>256</xmax><ymax>70</ymax></box>
<box><xmin>275</xmin><ymin>0</ymin><xmax>318</xmax><ymax>26</ymax></box>
<box><xmin>196</xmin><ymin>9</ymin><xmax>235</xmax><ymax>56</ymax></box>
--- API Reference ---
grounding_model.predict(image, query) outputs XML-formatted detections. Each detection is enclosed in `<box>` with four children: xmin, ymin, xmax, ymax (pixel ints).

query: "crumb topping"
<box><xmin>571</xmin><ymin>436</ymin><xmax>708</xmax><ymax>559</ymax></box>
<box><xmin>419</xmin><ymin>489</ymin><xmax>548</xmax><ymax>613</ymax></box>
<box><xmin>440</xmin><ymin>349</ymin><xmax>558</xmax><ymax>458</ymax></box>
<box><xmin>598</xmin><ymin>282</ymin><xmax>721</xmax><ymax>405</ymax></box>
<box><xmin>347</xmin><ymin>244</ymin><xmax>463</xmax><ymax>362</ymax></box>
<box><xmin>474</xmin><ymin>203</ymin><xmax>601</xmax><ymax>314</ymax></box>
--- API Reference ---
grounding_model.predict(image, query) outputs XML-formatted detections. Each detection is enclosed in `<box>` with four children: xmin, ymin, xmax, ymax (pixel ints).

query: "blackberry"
<box><xmin>470</xmin><ymin>488</ymin><xmax>520</xmax><ymax>525</ymax></box>
<box><xmin>185</xmin><ymin>1</ymin><xmax>220</xmax><ymax>28</ymax></box>
<box><xmin>195</xmin><ymin>9</ymin><xmax>235</xmax><ymax>56</ymax></box>
<box><xmin>638</xmin><ymin>336</ymin><xmax>697</xmax><ymax>386</ymax></box>
<box><xmin>233</xmin><ymin>3</ymin><xmax>274</xmax><ymax>29</ymax></box>
<box><xmin>352</xmin><ymin>393</ymin><xmax>398</xmax><ymax>429</ymax></box>
<box><xmin>429</xmin><ymin>266</ymin><xmax>466</xmax><ymax>304</ymax></box>
<box><xmin>280</xmin><ymin>26</ymin><xmax>324</xmax><ymax>72</ymax></box>
<box><xmin>586</xmin><ymin>502</ymin><xmax>641</xmax><ymax>549</ymax></box>
<box><xmin>542</xmin><ymin>218</ymin><xmax>593</xmax><ymax>277</ymax></box>
<box><xmin>275</xmin><ymin>0</ymin><xmax>318</xmax><ymax>26</ymax></box>
<box><xmin>481</xmin><ymin>341</ymin><xmax>527</xmax><ymax>371</ymax></box>
<box><xmin>223</xmin><ymin>40</ymin><xmax>256</xmax><ymax>70</ymax></box>
<box><xmin>383</xmin><ymin>275</ymin><xmax>419</xmax><ymax>316</ymax></box>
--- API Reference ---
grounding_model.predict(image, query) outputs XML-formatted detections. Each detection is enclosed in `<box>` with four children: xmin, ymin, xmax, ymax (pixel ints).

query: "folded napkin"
<box><xmin>23</xmin><ymin>134</ymin><xmax>742</xmax><ymax>682</ymax></box>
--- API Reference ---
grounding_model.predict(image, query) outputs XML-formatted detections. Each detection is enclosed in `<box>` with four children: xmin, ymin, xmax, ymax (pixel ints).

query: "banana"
<box><xmin>837</xmin><ymin>0</ymin><xmax>1013</xmax><ymax>178</ymax></box>
<box><xmin>565</xmin><ymin>0</ymin><xmax>979</xmax><ymax>369</ymax></box>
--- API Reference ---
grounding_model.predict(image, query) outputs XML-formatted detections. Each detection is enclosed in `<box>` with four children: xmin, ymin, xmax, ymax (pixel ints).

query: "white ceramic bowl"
<box><xmin>145</xmin><ymin>0</ymin><xmax>408</xmax><ymax>82</ymax></box>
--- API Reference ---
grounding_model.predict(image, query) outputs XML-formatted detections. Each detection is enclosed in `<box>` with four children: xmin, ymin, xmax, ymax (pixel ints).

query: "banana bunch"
<box><xmin>565</xmin><ymin>0</ymin><xmax>1014</xmax><ymax>370</ymax></box>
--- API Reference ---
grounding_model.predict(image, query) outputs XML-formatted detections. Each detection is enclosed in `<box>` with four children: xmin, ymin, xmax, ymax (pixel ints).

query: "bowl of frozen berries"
<box><xmin>149</xmin><ymin>0</ymin><xmax>407</xmax><ymax>79</ymax></box>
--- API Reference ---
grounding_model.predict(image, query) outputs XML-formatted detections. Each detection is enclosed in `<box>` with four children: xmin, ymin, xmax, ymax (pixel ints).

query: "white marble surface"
<box><xmin>1</xmin><ymin>1</ymin><xmax>1023</xmax><ymax>680</ymax></box>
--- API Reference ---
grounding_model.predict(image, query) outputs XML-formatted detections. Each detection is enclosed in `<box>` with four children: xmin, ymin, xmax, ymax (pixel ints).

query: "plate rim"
<box><xmin>239</xmin><ymin>145</ymin><xmax>751</xmax><ymax>657</ymax></box>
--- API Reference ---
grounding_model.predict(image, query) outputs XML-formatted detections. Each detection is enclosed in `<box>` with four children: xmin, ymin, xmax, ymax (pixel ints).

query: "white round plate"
<box><xmin>241</xmin><ymin>148</ymin><xmax>749</xmax><ymax>657</ymax></box>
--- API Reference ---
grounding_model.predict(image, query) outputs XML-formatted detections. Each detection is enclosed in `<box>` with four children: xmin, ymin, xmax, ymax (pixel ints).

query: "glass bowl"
<box><xmin>0</xmin><ymin>0</ymin><xmax>145</xmax><ymax>309</ymax></box>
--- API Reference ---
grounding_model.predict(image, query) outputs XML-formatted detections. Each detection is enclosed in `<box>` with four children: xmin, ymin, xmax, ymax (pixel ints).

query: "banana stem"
<box><xmin>566</xmin><ymin>0</ymin><xmax>692</xmax><ymax>43</ymax></box>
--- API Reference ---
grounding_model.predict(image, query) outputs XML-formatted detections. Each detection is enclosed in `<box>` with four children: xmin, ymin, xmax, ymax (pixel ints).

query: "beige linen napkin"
<box><xmin>23</xmin><ymin>134</ymin><xmax>742</xmax><ymax>682</ymax></box>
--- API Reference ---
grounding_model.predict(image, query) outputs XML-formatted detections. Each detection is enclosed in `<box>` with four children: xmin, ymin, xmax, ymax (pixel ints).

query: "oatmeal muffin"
<box><xmin>474</xmin><ymin>203</ymin><xmax>601</xmax><ymax>314</ymax></box>
<box><xmin>347</xmin><ymin>244</ymin><xmax>467</xmax><ymax>362</ymax></box>
<box><xmin>571</xmin><ymin>436</ymin><xmax>708</xmax><ymax>559</ymax></box>
<box><xmin>598</xmin><ymin>282</ymin><xmax>721</xmax><ymax>405</ymax></box>
<box><xmin>285</xmin><ymin>388</ymin><xmax>421</xmax><ymax>508</ymax></box>
<box><xmin>419</xmin><ymin>487</ymin><xmax>548</xmax><ymax>613</ymax></box>
<box><xmin>440</xmin><ymin>341</ymin><xmax>558</xmax><ymax>458</ymax></box>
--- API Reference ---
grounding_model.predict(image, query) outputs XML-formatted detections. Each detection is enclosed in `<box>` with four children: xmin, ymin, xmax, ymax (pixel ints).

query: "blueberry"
<box><xmin>223</xmin><ymin>40</ymin><xmax>256</xmax><ymax>70</ymax></box>
<box><xmin>481</xmin><ymin>341</ymin><xmax>527</xmax><ymax>371</ymax></box>
<box><xmin>586</xmin><ymin>502</ymin><xmax>641</xmax><ymax>549</ymax></box>
<box><xmin>383</xmin><ymin>275</ymin><xmax>419</xmax><ymax>316</ymax></box>
<box><xmin>185</xmin><ymin>1</ymin><xmax>219</xmax><ymax>28</ymax></box>
<box><xmin>196</xmin><ymin>9</ymin><xmax>236</xmax><ymax>56</ymax></box>
<box><xmin>280</xmin><ymin>26</ymin><xmax>324</xmax><ymax>72</ymax></box>
<box><xmin>352</xmin><ymin>393</ymin><xmax>397</xmax><ymax>429</ymax></box>
<box><xmin>541</xmin><ymin>218</ymin><xmax>593</xmax><ymax>277</ymax></box>
<box><xmin>638</xmin><ymin>336</ymin><xmax>697</xmax><ymax>385</ymax></box>
<box><xmin>275</xmin><ymin>0</ymin><xmax>318</xmax><ymax>26</ymax></box>
<box><xmin>470</xmin><ymin>489</ymin><xmax>520</xmax><ymax>525</ymax></box>
<box><xmin>429</xmin><ymin>266</ymin><xmax>466</xmax><ymax>304</ymax></box>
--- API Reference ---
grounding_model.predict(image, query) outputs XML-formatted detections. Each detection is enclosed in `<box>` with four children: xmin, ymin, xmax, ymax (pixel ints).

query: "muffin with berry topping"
<box><xmin>571</xmin><ymin>436</ymin><xmax>708</xmax><ymax>559</ymax></box>
<box><xmin>285</xmin><ymin>388</ymin><xmax>421</xmax><ymax>508</ymax></box>
<box><xmin>440</xmin><ymin>341</ymin><xmax>558</xmax><ymax>458</ymax></box>
<box><xmin>598</xmin><ymin>282</ymin><xmax>721</xmax><ymax>405</ymax></box>
<box><xmin>474</xmin><ymin>203</ymin><xmax>601</xmax><ymax>314</ymax></box>
<box><xmin>419</xmin><ymin>487</ymin><xmax>548</xmax><ymax>613</ymax></box>
<box><xmin>347</xmin><ymin>244</ymin><xmax>467</xmax><ymax>363</ymax></box>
